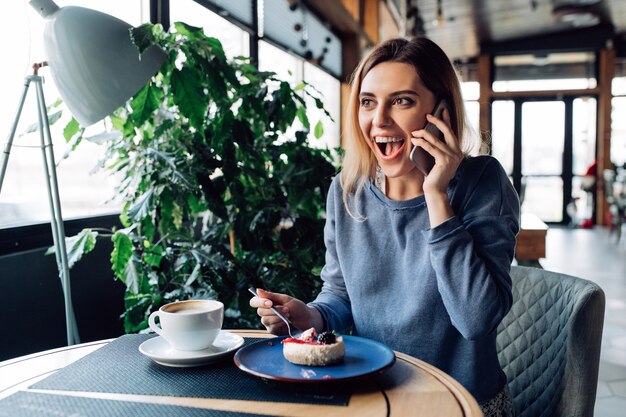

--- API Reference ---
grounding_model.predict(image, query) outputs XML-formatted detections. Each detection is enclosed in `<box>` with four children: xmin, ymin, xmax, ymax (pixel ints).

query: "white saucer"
<box><xmin>139</xmin><ymin>330</ymin><xmax>245</xmax><ymax>367</ymax></box>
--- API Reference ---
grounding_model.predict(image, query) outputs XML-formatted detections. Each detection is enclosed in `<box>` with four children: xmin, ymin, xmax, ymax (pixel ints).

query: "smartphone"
<box><xmin>409</xmin><ymin>99</ymin><xmax>448</xmax><ymax>175</ymax></box>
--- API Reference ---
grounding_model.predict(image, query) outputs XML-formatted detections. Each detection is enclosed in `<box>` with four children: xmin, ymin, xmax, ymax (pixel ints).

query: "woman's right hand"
<box><xmin>249</xmin><ymin>288</ymin><xmax>323</xmax><ymax>335</ymax></box>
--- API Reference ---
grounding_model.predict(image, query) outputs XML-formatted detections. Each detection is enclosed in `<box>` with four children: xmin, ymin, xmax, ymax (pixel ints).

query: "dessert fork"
<box><xmin>248</xmin><ymin>287</ymin><xmax>303</xmax><ymax>338</ymax></box>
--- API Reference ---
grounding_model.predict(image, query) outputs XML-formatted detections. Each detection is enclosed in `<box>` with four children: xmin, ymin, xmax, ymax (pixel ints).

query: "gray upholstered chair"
<box><xmin>497</xmin><ymin>265</ymin><xmax>605</xmax><ymax>417</ymax></box>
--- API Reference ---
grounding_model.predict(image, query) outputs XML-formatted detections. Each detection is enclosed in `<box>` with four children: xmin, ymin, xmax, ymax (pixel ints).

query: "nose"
<box><xmin>372</xmin><ymin>104</ymin><xmax>392</xmax><ymax>127</ymax></box>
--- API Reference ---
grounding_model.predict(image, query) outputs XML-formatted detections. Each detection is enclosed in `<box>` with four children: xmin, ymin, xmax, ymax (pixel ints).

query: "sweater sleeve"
<box><xmin>308</xmin><ymin>177</ymin><xmax>354</xmax><ymax>333</ymax></box>
<box><xmin>427</xmin><ymin>157</ymin><xmax>520</xmax><ymax>340</ymax></box>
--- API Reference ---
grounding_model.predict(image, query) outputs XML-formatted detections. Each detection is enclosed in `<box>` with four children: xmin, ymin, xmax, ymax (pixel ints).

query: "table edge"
<box><xmin>394</xmin><ymin>351</ymin><xmax>482</xmax><ymax>417</ymax></box>
<box><xmin>1</xmin><ymin>330</ymin><xmax>483</xmax><ymax>416</ymax></box>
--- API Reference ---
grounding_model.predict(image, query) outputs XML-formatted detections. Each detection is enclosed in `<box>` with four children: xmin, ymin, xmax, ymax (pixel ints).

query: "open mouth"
<box><xmin>375</xmin><ymin>136</ymin><xmax>406</xmax><ymax>159</ymax></box>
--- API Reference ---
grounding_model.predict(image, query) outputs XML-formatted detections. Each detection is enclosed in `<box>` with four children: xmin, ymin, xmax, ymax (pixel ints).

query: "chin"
<box><xmin>377</xmin><ymin>159</ymin><xmax>416</xmax><ymax>179</ymax></box>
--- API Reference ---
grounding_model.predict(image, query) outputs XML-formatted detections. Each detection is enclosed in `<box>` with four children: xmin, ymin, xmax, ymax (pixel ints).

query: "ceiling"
<box><xmin>405</xmin><ymin>0</ymin><xmax>626</xmax><ymax>62</ymax></box>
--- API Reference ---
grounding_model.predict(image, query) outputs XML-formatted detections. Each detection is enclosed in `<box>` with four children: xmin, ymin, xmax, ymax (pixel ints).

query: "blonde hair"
<box><xmin>340</xmin><ymin>37</ymin><xmax>479</xmax><ymax>219</ymax></box>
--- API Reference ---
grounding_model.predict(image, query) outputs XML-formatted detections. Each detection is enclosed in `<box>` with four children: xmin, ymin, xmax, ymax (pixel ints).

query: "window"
<box><xmin>612</xmin><ymin>74</ymin><xmax>626</xmax><ymax>167</ymax></box>
<box><xmin>170</xmin><ymin>0</ymin><xmax>250</xmax><ymax>59</ymax></box>
<box><xmin>1</xmin><ymin>0</ymin><xmax>342</xmax><ymax>230</ymax></box>
<box><xmin>259</xmin><ymin>40</ymin><xmax>302</xmax><ymax>84</ymax></box>
<box><xmin>259</xmin><ymin>40</ymin><xmax>340</xmax><ymax>150</ymax></box>
<box><xmin>611</xmin><ymin>97</ymin><xmax>626</xmax><ymax>168</ymax></box>
<box><xmin>261</xmin><ymin>0</ymin><xmax>342</xmax><ymax>78</ymax></box>
<box><xmin>303</xmin><ymin>62</ymin><xmax>341</xmax><ymax>149</ymax></box>
<box><xmin>0</xmin><ymin>1</ymin><xmax>148</xmax><ymax>228</ymax></box>
<box><xmin>491</xmin><ymin>100</ymin><xmax>515</xmax><ymax>175</ymax></box>
<box><xmin>493</xmin><ymin>52</ymin><xmax>597</xmax><ymax>92</ymax></box>
<box><xmin>460</xmin><ymin>81</ymin><xmax>479</xmax><ymax>151</ymax></box>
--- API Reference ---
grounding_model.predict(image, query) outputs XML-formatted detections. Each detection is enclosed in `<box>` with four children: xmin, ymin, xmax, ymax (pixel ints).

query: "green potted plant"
<box><xmin>62</xmin><ymin>22</ymin><xmax>338</xmax><ymax>332</ymax></box>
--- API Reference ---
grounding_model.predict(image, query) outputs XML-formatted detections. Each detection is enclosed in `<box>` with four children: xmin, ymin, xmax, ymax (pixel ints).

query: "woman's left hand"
<box><xmin>410</xmin><ymin>108</ymin><xmax>464</xmax><ymax>227</ymax></box>
<box><xmin>410</xmin><ymin>108</ymin><xmax>463</xmax><ymax>195</ymax></box>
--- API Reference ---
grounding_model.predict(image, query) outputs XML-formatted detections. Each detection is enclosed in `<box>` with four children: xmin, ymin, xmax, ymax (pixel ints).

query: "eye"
<box><xmin>360</xmin><ymin>98</ymin><xmax>374</xmax><ymax>108</ymax></box>
<box><xmin>393</xmin><ymin>97</ymin><xmax>414</xmax><ymax>106</ymax></box>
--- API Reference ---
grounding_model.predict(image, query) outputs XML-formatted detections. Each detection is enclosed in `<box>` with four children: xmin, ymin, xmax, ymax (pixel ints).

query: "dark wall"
<box><xmin>0</xmin><ymin>216</ymin><xmax>125</xmax><ymax>361</ymax></box>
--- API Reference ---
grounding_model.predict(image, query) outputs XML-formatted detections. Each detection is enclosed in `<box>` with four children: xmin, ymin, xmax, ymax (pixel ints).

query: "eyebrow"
<box><xmin>359</xmin><ymin>89</ymin><xmax>420</xmax><ymax>98</ymax></box>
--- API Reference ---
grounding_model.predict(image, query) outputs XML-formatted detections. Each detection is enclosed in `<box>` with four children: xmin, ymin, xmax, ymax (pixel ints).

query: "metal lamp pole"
<box><xmin>0</xmin><ymin>62</ymin><xmax>79</xmax><ymax>346</ymax></box>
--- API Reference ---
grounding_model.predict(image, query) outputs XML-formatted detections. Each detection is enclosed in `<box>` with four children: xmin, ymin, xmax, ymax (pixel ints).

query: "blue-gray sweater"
<box><xmin>309</xmin><ymin>155</ymin><xmax>520</xmax><ymax>403</ymax></box>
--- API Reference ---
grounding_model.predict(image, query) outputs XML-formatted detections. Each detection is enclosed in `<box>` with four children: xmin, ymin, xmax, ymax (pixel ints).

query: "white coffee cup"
<box><xmin>148</xmin><ymin>299</ymin><xmax>224</xmax><ymax>351</ymax></box>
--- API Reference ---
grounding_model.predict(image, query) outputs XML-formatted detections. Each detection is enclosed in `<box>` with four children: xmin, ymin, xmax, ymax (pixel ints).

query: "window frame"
<box><xmin>0</xmin><ymin>0</ymin><xmax>343</xmax><ymax>252</ymax></box>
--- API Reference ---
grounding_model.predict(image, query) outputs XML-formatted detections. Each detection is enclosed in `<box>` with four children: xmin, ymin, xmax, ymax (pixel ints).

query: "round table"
<box><xmin>0</xmin><ymin>330</ymin><xmax>482</xmax><ymax>416</ymax></box>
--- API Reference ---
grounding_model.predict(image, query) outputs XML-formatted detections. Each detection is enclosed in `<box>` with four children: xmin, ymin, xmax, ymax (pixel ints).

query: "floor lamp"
<box><xmin>0</xmin><ymin>0</ymin><xmax>165</xmax><ymax>346</ymax></box>
<box><xmin>0</xmin><ymin>62</ymin><xmax>79</xmax><ymax>345</ymax></box>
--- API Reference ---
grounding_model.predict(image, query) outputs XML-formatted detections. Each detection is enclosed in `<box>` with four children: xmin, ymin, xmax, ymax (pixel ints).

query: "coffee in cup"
<box><xmin>148</xmin><ymin>299</ymin><xmax>224</xmax><ymax>351</ymax></box>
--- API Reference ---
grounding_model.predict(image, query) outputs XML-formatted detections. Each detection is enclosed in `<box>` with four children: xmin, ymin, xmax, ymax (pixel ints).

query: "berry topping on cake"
<box><xmin>317</xmin><ymin>331</ymin><xmax>336</xmax><ymax>345</ymax></box>
<box><xmin>282</xmin><ymin>327</ymin><xmax>345</xmax><ymax>366</ymax></box>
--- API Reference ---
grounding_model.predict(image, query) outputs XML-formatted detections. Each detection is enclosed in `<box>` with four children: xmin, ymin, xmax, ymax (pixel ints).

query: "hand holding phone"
<box><xmin>410</xmin><ymin>99</ymin><xmax>448</xmax><ymax>175</ymax></box>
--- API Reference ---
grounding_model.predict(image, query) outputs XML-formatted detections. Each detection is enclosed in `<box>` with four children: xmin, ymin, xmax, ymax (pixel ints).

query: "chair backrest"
<box><xmin>496</xmin><ymin>265</ymin><xmax>605</xmax><ymax>417</ymax></box>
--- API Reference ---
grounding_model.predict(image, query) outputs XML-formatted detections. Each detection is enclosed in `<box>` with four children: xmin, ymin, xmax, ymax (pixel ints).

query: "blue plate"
<box><xmin>234</xmin><ymin>335</ymin><xmax>395</xmax><ymax>383</ymax></box>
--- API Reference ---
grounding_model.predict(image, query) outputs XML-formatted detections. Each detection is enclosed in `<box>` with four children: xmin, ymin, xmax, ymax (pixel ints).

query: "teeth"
<box><xmin>375</xmin><ymin>136</ymin><xmax>404</xmax><ymax>143</ymax></box>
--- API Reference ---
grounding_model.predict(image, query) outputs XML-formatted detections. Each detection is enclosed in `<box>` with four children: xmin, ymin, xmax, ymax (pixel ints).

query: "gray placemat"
<box><xmin>0</xmin><ymin>391</ymin><xmax>277</xmax><ymax>417</ymax></box>
<box><xmin>31</xmin><ymin>334</ymin><xmax>350</xmax><ymax>406</ymax></box>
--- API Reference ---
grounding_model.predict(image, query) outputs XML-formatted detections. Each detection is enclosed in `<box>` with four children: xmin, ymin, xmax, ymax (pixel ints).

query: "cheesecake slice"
<box><xmin>282</xmin><ymin>328</ymin><xmax>345</xmax><ymax>366</ymax></box>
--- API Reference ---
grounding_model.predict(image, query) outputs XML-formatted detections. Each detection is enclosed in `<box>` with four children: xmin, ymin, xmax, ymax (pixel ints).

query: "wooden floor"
<box><xmin>539</xmin><ymin>226</ymin><xmax>626</xmax><ymax>417</ymax></box>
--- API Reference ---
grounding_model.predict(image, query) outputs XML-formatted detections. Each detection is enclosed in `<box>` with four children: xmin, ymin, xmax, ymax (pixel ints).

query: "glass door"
<box><xmin>491</xmin><ymin>96</ymin><xmax>597</xmax><ymax>224</ymax></box>
<box><xmin>521</xmin><ymin>100</ymin><xmax>565</xmax><ymax>222</ymax></box>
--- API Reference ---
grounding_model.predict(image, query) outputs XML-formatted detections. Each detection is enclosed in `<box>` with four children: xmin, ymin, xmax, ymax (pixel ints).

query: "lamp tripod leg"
<box><xmin>34</xmin><ymin>77</ymin><xmax>80</xmax><ymax>346</ymax></box>
<box><xmin>0</xmin><ymin>78</ymin><xmax>32</xmax><ymax>194</ymax></box>
<box><xmin>1</xmin><ymin>74</ymin><xmax>80</xmax><ymax>346</ymax></box>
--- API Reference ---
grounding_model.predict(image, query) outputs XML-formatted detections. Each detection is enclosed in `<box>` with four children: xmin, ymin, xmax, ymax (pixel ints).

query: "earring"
<box><xmin>375</xmin><ymin>165</ymin><xmax>386</xmax><ymax>194</ymax></box>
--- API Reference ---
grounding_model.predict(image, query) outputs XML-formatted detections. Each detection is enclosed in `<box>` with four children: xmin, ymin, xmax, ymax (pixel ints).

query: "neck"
<box><xmin>385</xmin><ymin>169</ymin><xmax>424</xmax><ymax>200</ymax></box>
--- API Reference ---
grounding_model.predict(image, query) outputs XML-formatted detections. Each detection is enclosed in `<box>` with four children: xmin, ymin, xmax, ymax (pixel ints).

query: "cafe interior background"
<box><xmin>1</xmin><ymin>0</ymin><xmax>625</xmax><ymax>415</ymax></box>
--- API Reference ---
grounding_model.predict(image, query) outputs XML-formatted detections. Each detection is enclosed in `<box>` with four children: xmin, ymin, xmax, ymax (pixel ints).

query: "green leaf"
<box><xmin>130</xmin><ymin>83</ymin><xmax>162</xmax><ymax>126</ymax></box>
<box><xmin>45</xmin><ymin>228</ymin><xmax>98</xmax><ymax>268</ymax></box>
<box><xmin>296</xmin><ymin>107</ymin><xmax>310</xmax><ymax>130</ymax></box>
<box><xmin>66</xmin><ymin>229</ymin><xmax>97</xmax><ymax>268</ymax></box>
<box><xmin>84</xmin><ymin>131</ymin><xmax>122</xmax><ymax>144</ymax></box>
<box><xmin>63</xmin><ymin>118</ymin><xmax>80</xmax><ymax>142</ymax></box>
<box><xmin>187</xmin><ymin>194</ymin><xmax>207</xmax><ymax>213</ymax></box>
<box><xmin>185</xmin><ymin>263</ymin><xmax>202</xmax><ymax>287</ymax></box>
<box><xmin>59</xmin><ymin>127</ymin><xmax>85</xmax><ymax>162</ymax></box>
<box><xmin>129</xmin><ymin>23</ymin><xmax>156</xmax><ymax>54</ymax></box>
<box><xmin>172</xmin><ymin>202</ymin><xmax>183</xmax><ymax>229</ymax></box>
<box><xmin>48</xmin><ymin>110</ymin><xmax>63</xmax><ymax>125</ymax></box>
<box><xmin>141</xmin><ymin>217</ymin><xmax>155</xmax><ymax>241</ymax></box>
<box><xmin>314</xmin><ymin>120</ymin><xmax>324</xmax><ymax>139</ymax></box>
<box><xmin>143</xmin><ymin>244</ymin><xmax>164</xmax><ymax>267</ymax></box>
<box><xmin>171</xmin><ymin>67</ymin><xmax>206</xmax><ymax>126</ymax></box>
<box><xmin>127</xmin><ymin>189</ymin><xmax>155</xmax><ymax>222</ymax></box>
<box><xmin>158</xmin><ymin>188</ymin><xmax>175</xmax><ymax>233</ymax></box>
<box><xmin>111</xmin><ymin>231</ymin><xmax>133</xmax><ymax>283</ymax></box>
<box><xmin>173</xmin><ymin>21</ymin><xmax>204</xmax><ymax>38</ymax></box>
<box><xmin>206</xmin><ymin>37</ymin><xmax>227</xmax><ymax>62</ymax></box>
<box><xmin>109</xmin><ymin>113</ymin><xmax>126</xmax><ymax>132</ymax></box>
<box><xmin>124</xmin><ymin>257</ymin><xmax>140</xmax><ymax>294</ymax></box>
<box><xmin>20</xmin><ymin>110</ymin><xmax>63</xmax><ymax>136</ymax></box>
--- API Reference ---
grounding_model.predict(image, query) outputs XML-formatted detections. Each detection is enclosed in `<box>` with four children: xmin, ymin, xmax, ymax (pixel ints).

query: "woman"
<box><xmin>250</xmin><ymin>37</ymin><xmax>519</xmax><ymax>417</ymax></box>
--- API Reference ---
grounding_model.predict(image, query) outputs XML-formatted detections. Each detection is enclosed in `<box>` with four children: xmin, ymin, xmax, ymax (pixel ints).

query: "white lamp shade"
<box><xmin>30</xmin><ymin>0</ymin><xmax>166</xmax><ymax>127</ymax></box>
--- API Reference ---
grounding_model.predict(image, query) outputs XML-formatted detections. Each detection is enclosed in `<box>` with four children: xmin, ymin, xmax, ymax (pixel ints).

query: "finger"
<box><xmin>256</xmin><ymin>305</ymin><xmax>290</xmax><ymax>318</ymax></box>
<box><xmin>441</xmin><ymin>107</ymin><xmax>452</xmax><ymax>125</ymax></box>
<box><xmin>410</xmin><ymin>137</ymin><xmax>443</xmax><ymax>157</ymax></box>
<box><xmin>256</xmin><ymin>288</ymin><xmax>293</xmax><ymax>306</ymax></box>
<box><xmin>261</xmin><ymin>317</ymin><xmax>288</xmax><ymax>335</ymax></box>
<box><xmin>425</xmin><ymin>113</ymin><xmax>455</xmax><ymax>145</ymax></box>
<box><xmin>249</xmin><ymin>294</ymin><xmax>272</xmax><ymax>309</ymax></box>
<box><xmin>260</xmin><ymin>314</ymin><xmax>284</xmax><ymax>326</ymax></box>
<box><xmin>411</xmin><ymin>137</ymin><xmax>460</xmax><ymax>169</ymax></box>
<box><xmin>250</xmin><ymin>288</ymin><xmax>281</xmax><ymax>308</ymax></box>
<box><xmin>411</xmin><ymin>131</ymin><xmax>447</xmax><ymax>152</ymax></box>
